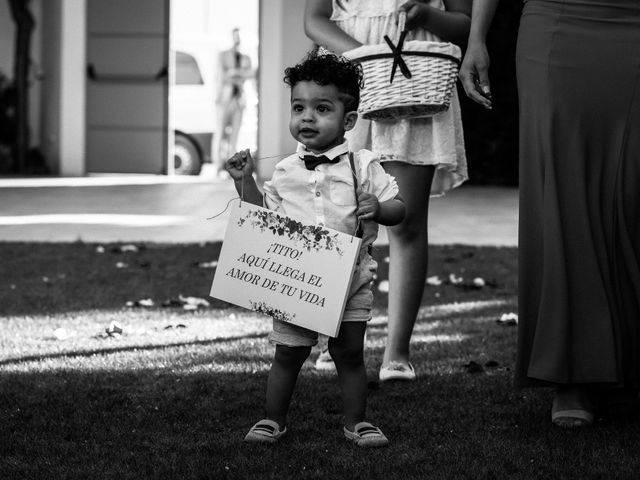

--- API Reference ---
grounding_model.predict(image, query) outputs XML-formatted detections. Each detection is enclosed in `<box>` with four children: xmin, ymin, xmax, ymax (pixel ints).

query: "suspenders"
<box><xmin>347</xmin><ymin>152</ymin><xmax>364</xmax><ymax>239</ymax></box>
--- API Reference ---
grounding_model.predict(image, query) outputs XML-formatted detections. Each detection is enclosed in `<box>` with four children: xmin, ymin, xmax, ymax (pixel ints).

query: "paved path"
<box><xmin>0</xmin><ymin>171</ymin><xmax>518</xmax><ymax>246</ymax></box>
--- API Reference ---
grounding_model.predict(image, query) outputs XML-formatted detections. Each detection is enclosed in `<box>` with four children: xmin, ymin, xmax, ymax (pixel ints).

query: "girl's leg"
<box><xmin>381</xmin><ymin>162</ymin><xmax>435</xmax><ymax>367</ymax></box>
<box><xmin>265</xmin><ymin>344</ymin><xmax>311</xmax><ymax>428</ymax></box>
<box><xmin>328</xmin><ymin>322</ymin><xmax>367</xmax><ymax>431</ymax></box>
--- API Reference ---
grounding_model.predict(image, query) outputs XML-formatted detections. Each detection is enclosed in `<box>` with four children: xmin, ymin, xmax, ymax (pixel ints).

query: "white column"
<box><xmin>59</xmin><ymin>0</ymin><xmax>87</xmax><ymax>176</ymax></box>
<box><xmin>257</xmin><ymin>0</ymin><xmax>313</xmax><ymax>180</ymax></box>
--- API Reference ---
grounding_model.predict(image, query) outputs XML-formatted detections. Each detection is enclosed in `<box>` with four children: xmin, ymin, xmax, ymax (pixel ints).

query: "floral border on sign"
<box><xmin>250</xmin><ymin>301</ymin><xmax>296</xmax><ymax>323</ymax></box>
<box><xmin>238</xmin><ymin>209</ymin><xmax>343</xmax><ymax>256</ymax></box>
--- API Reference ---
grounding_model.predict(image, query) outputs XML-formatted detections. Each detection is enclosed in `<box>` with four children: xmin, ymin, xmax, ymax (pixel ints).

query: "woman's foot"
<box><xmin>551</xmin><ymin>386</ymin><xmax>595</xmax><ymax>428</ymax></box>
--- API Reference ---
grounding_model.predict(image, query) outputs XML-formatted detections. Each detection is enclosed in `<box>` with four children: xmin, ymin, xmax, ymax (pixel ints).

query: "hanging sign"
<box><xmin>210</xmin><ymin>202</ymin><xmax>361</xmax><ymax>337</ymax></box>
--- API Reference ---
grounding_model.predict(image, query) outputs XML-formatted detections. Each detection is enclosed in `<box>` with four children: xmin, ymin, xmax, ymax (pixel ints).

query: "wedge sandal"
<box><xmin>244</xmin><ymin>419</ymin><xmax>287</xmax><ymax>443</ymax></box>
<box><xmin>343</xmin><ymin>421</ymin><xmax>389</xmax><ymax>448</ymax></box>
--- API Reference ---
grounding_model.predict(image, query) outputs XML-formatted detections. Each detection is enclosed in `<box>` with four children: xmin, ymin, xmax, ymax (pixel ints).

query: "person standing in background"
<box><xmin>214</xmin><ymin>27</ymin><xmax>254</xmax><ymax>175</ymax></box>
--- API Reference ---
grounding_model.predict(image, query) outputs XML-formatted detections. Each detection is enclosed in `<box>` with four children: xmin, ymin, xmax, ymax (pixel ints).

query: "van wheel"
<box><xmin>174</xmin><ymin>133</ymin><xmax>202</xmax><ymax>175</ymax></box>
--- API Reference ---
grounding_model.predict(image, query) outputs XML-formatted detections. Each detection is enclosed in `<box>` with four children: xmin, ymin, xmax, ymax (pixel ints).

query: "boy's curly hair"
<box><xmin>283</xmin><ymin>50</ymin><xmax>364</xmax><ymax>112</ymax></box>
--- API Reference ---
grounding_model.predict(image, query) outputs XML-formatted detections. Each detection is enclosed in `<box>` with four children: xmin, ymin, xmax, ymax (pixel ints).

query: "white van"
<box><xmin>169</xmin><ymin>45</ymin><xmax>216</xmax><ymax>175</ymax></box>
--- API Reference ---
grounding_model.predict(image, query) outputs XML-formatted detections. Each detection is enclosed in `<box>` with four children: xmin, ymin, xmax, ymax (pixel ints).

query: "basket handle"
<box><xmin>396</xmin><ymin>11</ymin><xmax>407</xmax><ymax>44</ymax></box>
<box><xmin>383</xmin><ymin>10</ymin><xmax>411</xmax><ymax>83</ymax></box>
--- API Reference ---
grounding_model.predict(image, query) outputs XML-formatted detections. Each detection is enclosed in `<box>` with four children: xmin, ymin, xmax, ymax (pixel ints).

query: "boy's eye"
<box><xmin>317</xmin><ymin>105</ymin><xmax>330</xmax><ymax>113</ymax></box>
<box><xmin>292</xmin><ymin>104</ymin><xmax>303</xmax><ymax>112</ymax></box>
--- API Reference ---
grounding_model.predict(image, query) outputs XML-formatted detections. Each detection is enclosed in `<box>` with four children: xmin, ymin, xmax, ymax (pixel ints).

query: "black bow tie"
<box><xmin>301</xmin><ymin>154</ymin><xmax>339</xmax><ymax>171</ymax></box>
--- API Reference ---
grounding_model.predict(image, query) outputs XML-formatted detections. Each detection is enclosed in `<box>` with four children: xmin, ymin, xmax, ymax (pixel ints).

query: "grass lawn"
<box><xmin>1</xmin><ymin>242</ymin><xmax>639</xmax><ymax>479</ymax></box>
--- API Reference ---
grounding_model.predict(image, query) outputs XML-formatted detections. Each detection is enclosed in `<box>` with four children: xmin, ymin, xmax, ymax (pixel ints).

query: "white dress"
<box><xmin>331</xmin><ymin>0</ymin><xmax>467</xmax><ymax>195</ymax></box>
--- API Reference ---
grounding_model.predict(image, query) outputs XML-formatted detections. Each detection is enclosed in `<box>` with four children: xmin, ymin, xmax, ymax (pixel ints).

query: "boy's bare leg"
<box><xmin>329</xmin><ymin>322</ymin><xmax>367</xmax><ymax>431</ymax></box>
<box><xmin>265</xmin><ymin>345</ymin><xmax>311</xmax><ymax>428</ymax></box>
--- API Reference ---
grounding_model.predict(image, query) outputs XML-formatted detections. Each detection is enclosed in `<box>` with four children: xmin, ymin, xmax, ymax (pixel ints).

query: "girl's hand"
<box><xmin>225</xmin><ymin>149</ymin><xmax>254</xmax><ymax>181</ymax></box>
<box><xmin>356</xmin><ymin>189</ymin><xmax>380</xmax><ymax>221</ymax></box>
<box><xmin>398</xmin><ymin>0</ymin><xmax>430</xmax><ymax>31</ymax></box>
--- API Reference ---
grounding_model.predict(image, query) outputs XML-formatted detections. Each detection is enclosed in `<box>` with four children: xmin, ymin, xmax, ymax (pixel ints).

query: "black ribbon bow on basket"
<box><xmin>383</xmin><ymin>29</ymin><xmax>411</xmax><ymax>83</ymax></box>
<box><xmin>382</xmin><ymin>11</ymin><xmax>412</xmax><ymax>83</ymax></box>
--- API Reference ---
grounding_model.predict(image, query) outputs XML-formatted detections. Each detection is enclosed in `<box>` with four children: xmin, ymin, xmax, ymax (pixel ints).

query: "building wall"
<box><xmin>40</xmin><ymin>0</ymin><xmax>63</xmax><ymax>173</ymax></box>
<box><xmin>40</xmin><ymin>0</ymin><xmax>86</xmax><ymax>176</ymax></box>
<box><xmin>4</xmin><ymin>0</ymin><xmax>311</xmax><ymax>177</ymax></box>
<box><xmin>257</xmin><ymin>0</ymin><xmax>313</xmax><ymax>179</ymax></box>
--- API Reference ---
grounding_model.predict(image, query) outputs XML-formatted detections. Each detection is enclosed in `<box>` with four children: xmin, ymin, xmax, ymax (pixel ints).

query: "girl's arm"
<box><xmin>458</xmin><ymin>0</ymin><xmax>500</xmax><ymax>108</ymax></box>
<box><xmin>304</xmin><ymin>0</ymin><xmax>361</xmax><ymax>53</ymax></box>
<box><xmin>400</xmin><ymin>0</ymin><xmax>472</xmax><ymax>47</ymax></box>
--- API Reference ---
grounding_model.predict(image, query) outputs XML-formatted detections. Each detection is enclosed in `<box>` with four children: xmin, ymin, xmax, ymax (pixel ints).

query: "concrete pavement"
<box><xmin>0</xmin><ymin>168</ymin><xmax>518</xmax><ymax>246</ymax></box>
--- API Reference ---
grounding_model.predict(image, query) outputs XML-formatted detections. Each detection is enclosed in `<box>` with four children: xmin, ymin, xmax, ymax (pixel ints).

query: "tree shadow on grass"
<box><xmin>2</xmin><ymin>361</ymin><xmax>640</xmax><ymax>479</ymax></box>
<box><xmin>0</xmin><ymin>332</ymin><xmax>269</xmax><ymax>367</ymax></box>
<box><xmin>0</xmin><ymin>242</ymin><xmax>517</xmax><ymax>316</ymax></box>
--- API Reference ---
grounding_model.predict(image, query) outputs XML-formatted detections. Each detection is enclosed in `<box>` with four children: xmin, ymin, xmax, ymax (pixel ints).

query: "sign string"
<box><xmin>208</xmin><ymin>150</ymin><xmax>365</xmax><ymax>246</ymax></box>
<box><xmin>206</xmin><ymin>152</ymin><xmax>294</xmax><ymax>220</ymax></box>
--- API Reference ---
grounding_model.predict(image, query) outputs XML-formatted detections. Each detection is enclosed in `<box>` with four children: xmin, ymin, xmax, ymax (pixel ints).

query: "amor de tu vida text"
<box><xmin>225</xmin><ymin>242</ymin><xmax>327</xmax><ymax>307</ymax></box>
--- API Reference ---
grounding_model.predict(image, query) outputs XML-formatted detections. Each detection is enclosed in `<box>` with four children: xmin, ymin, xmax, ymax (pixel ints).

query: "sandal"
<box><xmin>314</xmin><ymin>348</ymin><xmax>336</xmax><ymax>372</ymax></box>
<box><xmin>343</xmin><ymin>421</ymin><xmax>389</xmax><ymax>448</ymax></box>
<box><xmin>551</xmin><ymin>387</ymin><xmax>595</xmax><ymax>428</ymax></box>
<box><xmin>244</xmin><ymin>419</ymin><xmax>287</xmax><ymax>443</ymax></box>
<box><xmin>379</xmin><ymin>361</ymin><xmax>416</xmax><ymax>382</ymax></box>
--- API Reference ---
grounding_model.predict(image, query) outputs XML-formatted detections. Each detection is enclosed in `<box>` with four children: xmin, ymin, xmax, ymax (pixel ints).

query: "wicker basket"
<box><xmin>345</xmin><ymin>15</ymin><xmax>462</xmax><ymax>121</ymax></box>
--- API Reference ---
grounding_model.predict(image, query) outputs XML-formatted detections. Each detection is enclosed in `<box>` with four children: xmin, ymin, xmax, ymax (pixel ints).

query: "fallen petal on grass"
<box><xmin>426</xmin><ymin>275</ymin><xmax>442</xmax><ymax>286</ymax></box>
<box><xmin>463</xmin><ymin>360</ymin><xmax>484</xmax><ymax>374</ymax></box>
<box><xmin>196</xmin><ymin>261</ymin><xmax>218</xmax><ymax>268</ymax></box>
<box><xmin>178</xmin><ymin>294</ymin><xmax>210</xmax><ymax>309</ymax></box>
<box><xmin>106</xmin><ymin>321</ymin><xmax>123</xmax><ymax>335</ymax></box>
<box><xmin>497</xmin><ymin>312</ymin><xmax>518</xmax><ymax>325</ymax></box>
<box><xmin>52</xmin><ymin>327</ymin><xmax>75</xmax><ymax>341</ymax></box>
<box><xmin>377</xmin><ymin>280</ymin><xmax>389</xmax><ymax>293</ymax></box>
<box><xmin>126</xmin><ymin>298</ymin><xmax>155</xmax><ymax>308</ymax></box>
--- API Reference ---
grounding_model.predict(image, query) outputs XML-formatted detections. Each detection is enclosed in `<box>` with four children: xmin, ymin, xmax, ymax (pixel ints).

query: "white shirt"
<box><xmin>263</xmin><ymin>141</ymin><xmax>399</xmax><ymax>249</ymax></box>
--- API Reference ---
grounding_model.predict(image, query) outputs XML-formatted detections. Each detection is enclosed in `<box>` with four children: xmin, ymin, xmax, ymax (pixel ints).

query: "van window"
<box><xmin>174</xmin><ymin>51</ymin><xmax>204</xmax><ymax>85</ymax></box>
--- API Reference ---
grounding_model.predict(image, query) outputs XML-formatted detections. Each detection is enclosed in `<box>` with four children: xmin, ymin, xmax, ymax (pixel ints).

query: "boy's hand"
<box><xmin>225</xmin><ymin>149</ymin><xmax>254</xmax><ymax>181</ymax></box>
<box><xmin>356</xmin><ymin>189</ymin><xmax>380</xmax><ymax>222</ymax></box>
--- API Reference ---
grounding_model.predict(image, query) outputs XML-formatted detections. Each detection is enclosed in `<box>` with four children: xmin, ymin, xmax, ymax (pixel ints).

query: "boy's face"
<box><xmin>289</xmin><ymin>81</ymin><xmax>357</xmax><ymax>154</ymax></box>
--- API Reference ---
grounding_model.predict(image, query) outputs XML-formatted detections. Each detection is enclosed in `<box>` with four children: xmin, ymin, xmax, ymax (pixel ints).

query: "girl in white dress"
<box><xmin>305</xmin><ymin>0</ymin><xmax>470</xmax><ymax>381</ymax></box>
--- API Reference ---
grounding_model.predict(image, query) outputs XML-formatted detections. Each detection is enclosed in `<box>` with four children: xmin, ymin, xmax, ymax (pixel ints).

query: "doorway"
<box><xmin>86</xmin><ymin>0</ymin><xmax>170</xmax><ymax>174</ymax></box>
<box><xmin>169</xmin><ymin>0</ymin><xmax>259</xmax><ymax>176</ymax></box>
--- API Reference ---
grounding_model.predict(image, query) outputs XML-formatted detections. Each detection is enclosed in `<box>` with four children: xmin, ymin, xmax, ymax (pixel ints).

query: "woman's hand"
<box><xmin>225</xmin><ymin>149</ymin><xmax>254</xmax><ymax>181</ymax></box>
<box><xmin>459</xmin><ymin>39</ymin><xmax>493</xmax><ymax>109</ymax></box>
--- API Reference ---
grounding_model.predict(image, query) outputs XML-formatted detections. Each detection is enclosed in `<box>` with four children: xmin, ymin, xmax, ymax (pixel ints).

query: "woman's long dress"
<box><xmin>515</xmin><ymin>0</ymin><xmax>640</xmax><ymax>387</ymax></box>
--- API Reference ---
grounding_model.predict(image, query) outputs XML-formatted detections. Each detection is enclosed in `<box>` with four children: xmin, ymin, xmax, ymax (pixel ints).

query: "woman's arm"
<box><xmin>400</xmin><ymin>0</ymin><xmax>471</xmax><ymax>47</ymax></box>
<box><xmin>458</xmin><ymin>0</ymin><xmax>500</xmax><ymax>108</ymax></box>
<box><xmin>304</xmin><ymin>0</ymin><xmax>362</xmax><ymax>53</ymax></box>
